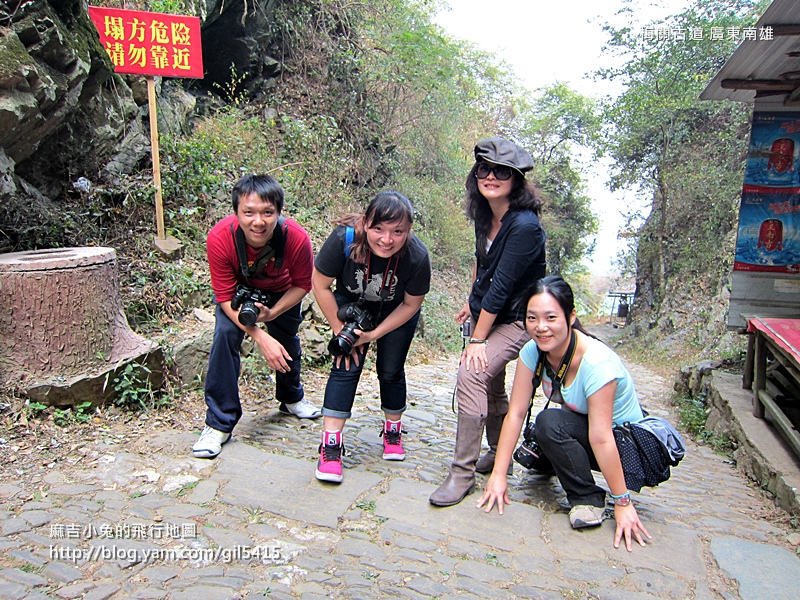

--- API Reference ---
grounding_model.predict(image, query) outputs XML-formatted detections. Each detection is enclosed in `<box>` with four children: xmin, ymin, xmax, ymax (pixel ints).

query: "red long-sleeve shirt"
<box><xmin>206</xmin><ymin>214</ymin><xmax>313</xmax><ymax>303</ymax></box>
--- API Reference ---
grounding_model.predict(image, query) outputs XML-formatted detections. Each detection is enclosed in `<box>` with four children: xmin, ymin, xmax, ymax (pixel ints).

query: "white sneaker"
<box><xmin>192</xmin><ymin>426</ymin><xmax>230</xmax><ymax>458</ymax></box>
<box><xmin>568</xmin><ymin>504</ymin><xmax>606</xmax><ymax>529</ymax></box>
<box><xmin>279</xmin><ymin>399</ymin><xmax>322</xmax><ymax>419</ymax></box>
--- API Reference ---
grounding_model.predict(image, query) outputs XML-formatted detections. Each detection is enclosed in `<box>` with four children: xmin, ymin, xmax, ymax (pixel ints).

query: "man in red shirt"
<box><xmin>193</xmin><ymin>174</ymin><xmax>321</xmax><ymax>458</ymax></box>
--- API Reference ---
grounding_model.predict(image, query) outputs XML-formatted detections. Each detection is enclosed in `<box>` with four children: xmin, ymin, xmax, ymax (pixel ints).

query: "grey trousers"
<box><xmin>455</xmin><ymin>321</ymin><xmax>530</xmax><ymax>417</ymax></box>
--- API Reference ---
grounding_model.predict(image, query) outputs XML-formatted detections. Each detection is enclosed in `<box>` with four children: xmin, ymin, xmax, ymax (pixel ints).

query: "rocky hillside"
<box><xmin>2</xmin><ymin>0</ymin><xmax>747</xmax><ymax>378</ymax></box>
<box><xmin>0</xmin><ymin>0</ymin><xmax>295</xmax><ymax>251</ymax></box>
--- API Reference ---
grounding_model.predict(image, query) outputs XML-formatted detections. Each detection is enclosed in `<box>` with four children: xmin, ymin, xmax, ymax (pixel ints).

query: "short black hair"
<box><xmin>232</xmin><ymin>174</ymin><xmax>285</xmax><ymax>213</ymax></box>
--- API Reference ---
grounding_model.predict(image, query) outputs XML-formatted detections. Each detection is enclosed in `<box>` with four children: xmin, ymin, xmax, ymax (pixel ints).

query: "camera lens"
<box><xmin>513</xmin><ymin>437</ymin><xmax>554</xmax><ymax>475</ymax></box>
<box><xmin>328</xmin><ymin>323</ymin><xmax>359</xmax><ymax>357</ymax></box>
<box><xmin>328</xmin><ymin>334</ymin><xmax>354</xmax><ymax>357</ymax></box>
<box><xmin>237</xmin><ymin>301</ymin><xmax>260</xmax><ymax>326</ymax></box>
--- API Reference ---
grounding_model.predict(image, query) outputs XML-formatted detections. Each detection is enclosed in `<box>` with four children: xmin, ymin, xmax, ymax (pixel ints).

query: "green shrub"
<box><xmin>673</xmin><ymin>392</ymin><xmax>732</xmax><ymax>453</ymax></box>
<box><xmin>110</xmin><ymin>363</ymin><xmax>156</xmax><ymax>411</ymax></box>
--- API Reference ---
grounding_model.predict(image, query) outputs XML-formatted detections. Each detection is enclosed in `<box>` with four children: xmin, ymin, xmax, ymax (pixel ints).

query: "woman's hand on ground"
<box><xmin>476</xmin><ymin>474</ymin><xmax>510</xmax><ymax>515</ymax></box>
<box><xmin>613</xmin><ymin>504</ymin><xmax>651</xmax><ymax>551</ymax></box>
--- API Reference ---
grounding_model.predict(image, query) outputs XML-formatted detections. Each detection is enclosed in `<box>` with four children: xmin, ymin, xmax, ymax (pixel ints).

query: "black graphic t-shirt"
<box><xmin>315</xmin><ymin>225</ymin><xmax>431</xmax><ymax>321</ymax></box>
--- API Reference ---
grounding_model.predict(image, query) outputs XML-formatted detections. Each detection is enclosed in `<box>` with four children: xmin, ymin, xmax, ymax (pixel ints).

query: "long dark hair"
<box><xmin>523</xmin><ymin>275</ymin><xmax>595</xmax><ymax>338</ymax></box>
<box><xmin>465</xmin><ymin>162</ymin><xmax>544</xmax><ymax>259</ymax></box>
<box><xmin>332</xmin><ymin>191</ymin><xmax>415</xmax><ymax>264</ymax></box>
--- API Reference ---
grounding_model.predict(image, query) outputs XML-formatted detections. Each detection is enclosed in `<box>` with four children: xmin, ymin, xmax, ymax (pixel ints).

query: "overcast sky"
<box><xmin>434</xmin><ymin>0</ymin><xmax>694</xmax><ymax>275</ymax></box>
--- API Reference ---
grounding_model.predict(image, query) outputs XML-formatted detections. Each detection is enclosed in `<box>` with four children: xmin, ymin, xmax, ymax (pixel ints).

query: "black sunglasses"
<box><xmin>475</xmin><ymin>162</ymin><xmax>514</xmax><ymax>181</ymax></box>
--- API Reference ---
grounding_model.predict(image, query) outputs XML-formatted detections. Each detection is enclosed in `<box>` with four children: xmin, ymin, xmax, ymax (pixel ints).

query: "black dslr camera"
<box><xmin>513</xmin><ymin>422</ymin><xmax>554</xmax><ymax>474</ymax></box>
<box><xmin>328</xmin><ymin>303</ymin><xmax>376</xmax><ymax>357</ymax></box>
<box><xmin>230</xmin><ymin>285</ymin><xmax>272</xmax><ymax>326</ymax></box>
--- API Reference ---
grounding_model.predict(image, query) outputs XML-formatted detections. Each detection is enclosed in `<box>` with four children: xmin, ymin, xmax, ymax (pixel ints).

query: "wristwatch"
<box><xmin>611</xmin><ymin>491</ymin><xmax>632</xmax><ymax>507</ymax></box>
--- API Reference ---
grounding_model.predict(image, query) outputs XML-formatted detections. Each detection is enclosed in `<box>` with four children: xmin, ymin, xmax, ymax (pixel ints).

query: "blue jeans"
<box><xmin>204</xmin><ymin>295</ymin><xmax>304</xmax><ymax>433</ymax></box>
<box><xmin>322</xmin><ymin>295</ymin><xmax>420</xmax><ymax>419</ymax></box>
<box><xmin>535</xmin><ymin>408</ymin><xmax>606</xmax><ymax>508</ymax></box>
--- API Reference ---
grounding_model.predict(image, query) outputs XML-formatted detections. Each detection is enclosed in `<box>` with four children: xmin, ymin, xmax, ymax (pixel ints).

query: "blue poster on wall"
<box><xmin>735</xmin><ymin>186</ymin><xmax>800</xmax><ymax>272</ymax></box>
<box><xmin>735</xmin><ymin>112</ymin><xmax>800</xmax><ymax>273</ymax></box>
<box><xmin>744</xmin><ymin>112</ymin><xmax>800</xmax><ymax>188</ymax></box>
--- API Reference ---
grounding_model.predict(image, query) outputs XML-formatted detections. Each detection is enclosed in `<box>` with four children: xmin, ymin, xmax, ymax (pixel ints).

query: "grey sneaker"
<box><xmin>569</xmin><ymin>505</ymin><xmax>606</xmax><ymax>529</ymax></box>
<box><xmin>279</xmin><ymin>399</ymin><xmax>322</xmax><ymax>419</ymax></box>
<box><xmin>192</xmin><ymin>426</ymin><xmax>231</xmax><ymax>458</ymax></box>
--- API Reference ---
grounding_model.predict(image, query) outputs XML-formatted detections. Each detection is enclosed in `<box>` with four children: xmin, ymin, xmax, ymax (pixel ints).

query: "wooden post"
<box><xmin>147</xmin><ymin>76</ymin><xmax>165</xmax><ymax>240</ymax></box>
<box><xmin>146</xmin><ymin>76</ymin><xmax>181</xmax><ymax>255</ymax></box>
<box><xmin>753</xmin><ymin>332</ymin><xmax>766</xmax><ymax>418</ymax></box>
<box><xmin>743</xmin><ymin>331</ymin><xmax>754</xmax><ymax>390</ymax></box>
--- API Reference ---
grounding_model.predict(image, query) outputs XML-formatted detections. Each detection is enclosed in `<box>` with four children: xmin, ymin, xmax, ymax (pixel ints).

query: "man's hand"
<box><xmin>255</xmin><ymin>331</ymin><xmax>292</xmax><ymax>373</ymax></box>
<box><xmin>255</xmin><ymin>303</ymin><xmax>276</xmax><ymax>323</ymax></box>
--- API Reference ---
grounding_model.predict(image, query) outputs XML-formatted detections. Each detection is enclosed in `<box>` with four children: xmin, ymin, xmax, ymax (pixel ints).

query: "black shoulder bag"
<box><xmin>613</xmin><ymin>414</ymin><xmax>686</xmax><ymax>492</ymax></box>
<box><xmin>230</xmin><ymin>216</ymin><xmax>288</xmax><ymax>280</ymax></box>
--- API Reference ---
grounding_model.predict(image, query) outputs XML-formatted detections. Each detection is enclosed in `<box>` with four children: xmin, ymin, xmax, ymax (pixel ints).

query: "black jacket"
<box><xmin>469</xmin><ymin>209</ymin><xmax>546</xmax><ymax>325</ymax></box>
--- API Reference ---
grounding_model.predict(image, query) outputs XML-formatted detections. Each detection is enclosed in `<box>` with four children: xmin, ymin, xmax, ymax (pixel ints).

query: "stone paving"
<box><xmin>2</xmin><ymin>337</ymin><xmax>800</xmax><ymax>599</ymax></box>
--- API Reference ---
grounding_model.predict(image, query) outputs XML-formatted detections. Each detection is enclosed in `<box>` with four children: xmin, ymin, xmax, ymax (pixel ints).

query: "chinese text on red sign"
<box><xmin>87</xmin><ymin>6</ymin><xmax>203</xmax><ymax>79</ymax></box>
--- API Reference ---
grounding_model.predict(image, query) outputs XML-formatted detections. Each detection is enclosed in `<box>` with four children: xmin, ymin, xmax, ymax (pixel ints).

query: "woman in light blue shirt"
<box><xmin>478</xmin><ymin>276</ymin><xmax>651</xmax><ymax>552</ymax></box>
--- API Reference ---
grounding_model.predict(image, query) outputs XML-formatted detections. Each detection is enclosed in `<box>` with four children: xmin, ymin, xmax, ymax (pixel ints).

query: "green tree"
<box><xmin>510</xmin><ymin>84</ymin><xmax>601</xmax><ymax>277</ymax></box>
<box><xmin>597</xmin><ymin>0</ymin><xmax>765</xmax><ymax>354</ymax></box>
<box><xmin>537</xmin><ymin>157</ymin><xmax>598</xmax><ymax>278</ymax></box>
<box><xmin>599</xmin><ymin>0</ymin><xmax>761</xmax><ymax>295</ymax></box>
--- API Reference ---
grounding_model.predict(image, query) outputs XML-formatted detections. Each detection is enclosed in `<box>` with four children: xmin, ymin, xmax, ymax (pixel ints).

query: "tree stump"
<box><xmin>0</xmin><ymin>247</ymin><xmax>162</xmax><ymax>406</ymax></box>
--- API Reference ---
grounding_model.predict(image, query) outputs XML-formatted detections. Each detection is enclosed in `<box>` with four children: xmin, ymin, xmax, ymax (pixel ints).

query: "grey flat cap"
<box><xmin>474</xmin><ymin>137</ymin><xmax>534</xmax><ymax>174</ymax></box>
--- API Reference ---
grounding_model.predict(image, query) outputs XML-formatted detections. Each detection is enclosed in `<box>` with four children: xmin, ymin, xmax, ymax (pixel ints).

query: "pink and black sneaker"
<box><xmin>316</xmin><ymin>430</ymin><xmax>343</xmax><ymax>483</ymax></box>
<box><xmin>381</xmin><ymin>420</ymin><xmax>405</xmax><ymax>461</ymax></box>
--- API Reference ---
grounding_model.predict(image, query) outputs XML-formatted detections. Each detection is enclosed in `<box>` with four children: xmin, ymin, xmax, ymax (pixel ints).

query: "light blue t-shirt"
<box><xmin>519</xmin><ymin>336</ymin><xmax>643</xmax><ymax>427</ymax></box>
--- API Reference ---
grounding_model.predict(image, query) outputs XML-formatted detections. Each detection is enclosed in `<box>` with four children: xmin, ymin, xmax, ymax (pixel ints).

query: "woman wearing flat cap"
<box><xmin>430</xmin><ymin>136</ymin><xmax>546</xmax><ymax>507</ymax></box>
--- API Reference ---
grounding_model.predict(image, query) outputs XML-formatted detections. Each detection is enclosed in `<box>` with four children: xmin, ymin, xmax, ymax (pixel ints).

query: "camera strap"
<box><xmin>522</xmin><ymin>351</ymin><xmax>549</xmax><ymax>430</ymax></box>
<box><xmin>522</xmin><ymin>328</ymin><xmax>577</xmax><ymax>428</ymax></box>
<box><xmin>357</xmin><ymin>253</ymin><xmax>399</xmax><ymax>318</ymax></box>
<box><xmin>542</xmin><ymin>329</ymin><xmax>577</xmax><ymax>404</ymax></box>
<box><xmin>231</xmin><ymin>216</ymin><xmax>288</xmax><ymax>280</ymax></box>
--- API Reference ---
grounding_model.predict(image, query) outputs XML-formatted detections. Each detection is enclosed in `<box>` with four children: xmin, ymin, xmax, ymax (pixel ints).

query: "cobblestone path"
<box><xmin>2</xmin><ymin>336</ymin><xmax>800</xmax><ymax>600</ymax></box>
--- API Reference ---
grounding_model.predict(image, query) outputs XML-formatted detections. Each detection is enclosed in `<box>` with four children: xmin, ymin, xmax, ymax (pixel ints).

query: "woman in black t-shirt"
<box><xmin>312</xmin><ymin>191</ymin><xmax>431</xmax><ymax>483</ymax></box>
